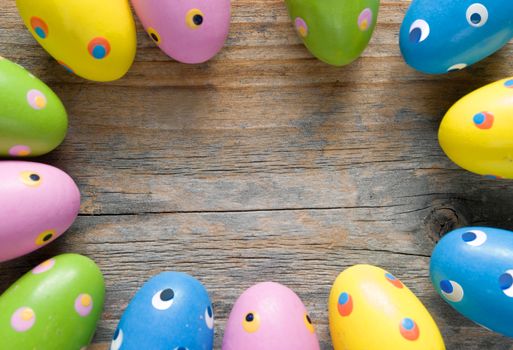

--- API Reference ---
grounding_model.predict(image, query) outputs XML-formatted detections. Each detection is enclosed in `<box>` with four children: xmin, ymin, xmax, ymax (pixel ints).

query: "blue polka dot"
<box><xmin>338</xmin><ymin>292</ymin><xmax>349</xmax><ymax>305</ymax></box>
<box><xmin>504</xmin><ymin>80</ymin><xmax>513</xmax><ymax>88</ymax></box>
<box><xmin>385</xmin><ymin>273</ymin><xmax>396</xmax><ymax>280</ymax></box>
<box><xmin>92</xmin><ymin>46</ymin><xmax>106</xmax><ymax>59</ymax></box>
<box><xmin>35</xmin><ymin>27</ymin><xmax>46</xmax><ymax>39</ymax></box>
<box><xmin>473</xmin><ymin>113</ymin><xmax>485</xmax><ymax>125</ymax></box>
<box><xmin>402</xmin><ymin>318</ymin><xmax>415</xmax><ymax>330</ymax></box>
<box><xmin>470</xmin><ymin>13</ymin><xmax>482</xmax><ymax>24</ymax></box>
<box><xmin>409</xmin><ymin>28</ymin><xmax>422</xmax><ymax>43</ymax></box>
<box><xmin>440</xmin><ymin>280</ymin><xmax>453</xmax><ymax>293</ymax></box>
<box><xmin>462</xmin><ymin>231</ymin><xmax>477</xmax><ymax>242</ymax></box>
<box><xmin>499</xmin><ymin>273</ymin><xmax>513</xmax><ymax>290</ymax></box>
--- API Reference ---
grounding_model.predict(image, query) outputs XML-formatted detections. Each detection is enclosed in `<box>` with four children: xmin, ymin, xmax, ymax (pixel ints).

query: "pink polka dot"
<box><xmin>75</xmin><ymin>294</ymin><xmax>93</xmax><ymax>317</ymax></box>
<box><xmin>11</xmin><ymin>307</ymin><xmax>36</xmax><ymax>332</ymax></box>
<box><xmin>358</xmin><ymin>8</ymin><xmax>373</xmax><ymax>31</ymax></box>
<box><xmin>8</xmin><ymin>145</ymin><xmax>31</xmax><ymax>157</ymax></box>
<box><xmin>32</xmin><ymin>258</ymin><xmax>55</xmax><ymax>274</ymax></box>
<box><xmin>295</xmin><ymin>17</ymin><xmax>308</xmax><ymax>38</ymax></box>
<box><xmin>27</xmin><ymin>89</ymin><xmax>47</xmax><ymax>110</ymax></box>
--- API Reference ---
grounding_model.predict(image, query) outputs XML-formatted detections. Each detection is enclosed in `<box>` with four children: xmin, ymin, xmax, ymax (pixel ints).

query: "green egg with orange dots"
<box><xmin>0</xmin><ymin>56</ymin><xmax>67</xmax><ymax>157</ymax></box>
<box><xmin>0</xmin><ymin>254</ymin><xmax>105</xmax><ymax>350</ymax></box>
<box><xmin>16</xmin><ymin>0</ymin><xmax>136</xmax><ymax>82</ymax></box>
<box><xmin>285</xmin><ymin>0</ymin><xmax>379</xmax><ymax>66</ymax></box>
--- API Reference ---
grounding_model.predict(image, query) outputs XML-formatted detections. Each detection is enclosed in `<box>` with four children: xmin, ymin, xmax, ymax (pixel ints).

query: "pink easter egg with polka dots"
<box><xmin>0</xmin><ymin>161</ymin><xmax>80</xmax><ymax>262</ymax></box>
<box><xmin>222</xmin><ymin>282</ymin><xmax>320</xmax><ymax>350</ymax></box>
<box><xmin>131</xmin><ymin>0</ymin><xmax>231</xmax><ymax>64</ymax></box>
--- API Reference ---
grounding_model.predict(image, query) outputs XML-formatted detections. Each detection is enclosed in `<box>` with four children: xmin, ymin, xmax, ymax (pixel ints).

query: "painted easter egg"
<box><xmin>222</xmin><ymin>282</ymin><xmax>320</xmax><ymax>350</ymax></box>
<box><xmin>110</xmin><ymin>272</ymin><xmax>214</xmax><ymax>350</ymax></box>
<box><xmin>0</xmin><ymin>254</ymin><xmax>105</xmax><ymax>349</ymax></box>
<box><xmin>131</xmin><ymin>0</ymin><xmax>230</xmax><ymax>64</ymax></box>
<box><xmin>285</xmin><ymin>0</ymin><xmax>379</xmax><ymax>66</ymax></box>
<box><xmin>439</xmin><ymin>77</ymin><xmax>513</xmax><ymax>179</ymax></box>
<box><xmin>329</xmin><ymin>265</ymin><xmax>445</xmax><ymax>350</ymax></box>
<box><xmin>431</xmin><ymin>227</ymin><xmax>513</xmax><ymax>337</ymax></box>
<box><xmin>16</xmin><ymin>0</ymin><xmax>137</xmax><ymax>82</ymax></box>
<box><xmin>0</xmin><ymin>56</ymin><xmax>67</xmax><ymax>157</ymax></box>
<box><xmin>0</xmin><ymin>161</ymin><xmax>80</xmax><ymax>262</ymax></box>
<box><xmin>400</xmin><ymin>1</ymin><xmax>513</xmax><ymax>74</ymax></box>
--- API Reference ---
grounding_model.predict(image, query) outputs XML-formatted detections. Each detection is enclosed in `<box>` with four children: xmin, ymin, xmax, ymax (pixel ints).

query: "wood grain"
<box><xmin>1</xmin><ymin>0</ymin><xmax>513</xmax><ymax>349</ymax></box>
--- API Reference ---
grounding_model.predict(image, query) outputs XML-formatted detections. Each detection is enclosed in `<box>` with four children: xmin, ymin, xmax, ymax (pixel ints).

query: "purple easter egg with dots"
<box><xmin>222</xmin><ymin>282</ymin><xmax>320</xmax><ymax>350</ymax></box>
<box><xmin>0</xmin><ymin>161</ymin><xmax>80</xmax><ymax>262</ymax></box>
<box><xmin>131</xmin><ymin>0</ymin><xmax>231</xmax><ymax>64</ymax></box>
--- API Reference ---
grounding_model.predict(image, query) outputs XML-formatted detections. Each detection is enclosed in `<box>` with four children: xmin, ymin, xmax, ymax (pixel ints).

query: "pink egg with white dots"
<box><xmin>0</xmin><ymin>161</ymin><xmax>80</xmax><ymax>262</ymax></box>
<box><xmin>222</xmin><ymin>282</ymin><xmax>320</xmax><ymax>350</ymax></box>
<box><xmin>131</xmin><ymin>0</ymin><xmax>231</xmax><ymax>64</ymax></box>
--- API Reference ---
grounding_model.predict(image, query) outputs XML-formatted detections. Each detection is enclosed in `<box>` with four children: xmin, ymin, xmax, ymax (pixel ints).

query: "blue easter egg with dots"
<box><xmin>399</xmin><ymin>1</ymin><xmax>513</xmax><ymax>74</ymax></box>
<box><xmin>110</xmin><ymin>272</ymin><xmax>214</xmax><ymax>350</ymax></box>
<box><xmin>430</xmin><ymin>227</ymin><xmax>513</xmax><ymax>337</ymax></box>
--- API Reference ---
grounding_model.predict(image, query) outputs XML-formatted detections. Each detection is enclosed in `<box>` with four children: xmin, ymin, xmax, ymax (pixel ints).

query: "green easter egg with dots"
<box><xmin>0</xmin><ymin>56</ymin><xmax>67</xmax><ymax>157</ymax></box>
<box><xmin>0</xmin><ymin>254</ymin><xmax>105</xmax><ymax>350</ymax></box>
<box><xmin>285</xmin><ymin>0</ymin><xmax>380</xmax><ymax>66</ymax></box>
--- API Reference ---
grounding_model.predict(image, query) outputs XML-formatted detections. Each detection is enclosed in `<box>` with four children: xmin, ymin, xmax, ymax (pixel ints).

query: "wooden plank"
<box><xmin>1</xmin><ymin>0</ymin><xmax>513</xmax><ymax>349</ymax></box>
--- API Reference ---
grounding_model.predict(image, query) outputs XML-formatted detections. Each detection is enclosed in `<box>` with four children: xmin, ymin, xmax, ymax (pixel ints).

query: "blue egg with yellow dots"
<box><xmin>430</xmin><ymin>227</ymin><xmax>513</xmax><ymax>337</ymax></box>
<box><xmin>110</xmin><ymin>272</ymin><xmax>214</xmax><ymax>350</ymax></box>
<box><xmin>399</xmin><ymin>1</ymin><xmax>513</xmax><ymax>74</ymax></box>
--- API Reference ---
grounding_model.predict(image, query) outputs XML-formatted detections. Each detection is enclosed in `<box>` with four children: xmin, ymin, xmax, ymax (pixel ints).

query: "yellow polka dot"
<box><xmin>360</xmin><ymin>20</ymin><xmax>369</xmax><ymax>30</ymax></box>
<box><xmin>298</xmin><ymin>27</ymin><xmax>307</xmax><ymax>38</ymax></box>
<box><xmin>81</xmin><ymin>294</ymin><xmax>92</xmax><ymax>307</ymax></box>
<box><xmin>35</xmin><ymin>230</ymin><xmax>56</xmax><ymax>246</ymax></box>
<box><xmin>186</xmin><ymin>9</ymin><xmax>205</xmax><ymax>29</ymax></box>
<box><xmin>20</xmin><ymin>308</ymin><xmax>34</xmax><ymax>321</ymax></box>
<box><xmin>41</xmin><ymin>259</ymin><xmax>52</xmax><ymax>267</ymax></box>
<box><xmin>242</xmin><ymin>311</ymin><xmax>261</xmax><ymax>333</ymax></box>
<box><xmin>20</xmin><ymin>171</ymin><xmax>42</xmax><ymax>187</ymax></box>
<box><xmin>304</xmin><ymin>313</ymin><xmax>315</xmax><ymax>333</ymax></box>
<box><xmin>35</xmin><ymin>95</ymin><xmax>46</xmax><ymax>108</ymax></box>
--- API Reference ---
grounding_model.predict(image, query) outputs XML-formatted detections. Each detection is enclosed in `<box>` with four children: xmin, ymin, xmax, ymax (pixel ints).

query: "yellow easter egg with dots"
<box><xmin>16</xmin><ymin>0</ymin><xmax>136</xmax><ymax>82</ymax></box>
<box><xmin>439</xmin><ymin>78</ymin><xmax>513</xmax><ymax>179</ymax></box>
<box><xmin>329</xmin><ymin>265</ymin><xmax>445</xmax><ymax>350</ymax></box>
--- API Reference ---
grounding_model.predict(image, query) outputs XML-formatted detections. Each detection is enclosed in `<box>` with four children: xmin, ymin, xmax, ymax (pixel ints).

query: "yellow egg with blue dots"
<box><xmin>329</xmin><ymin>264</ymin><xmax>445</xmax><ymax>350</ymax></box>
<box><xmin>439</xmin><ymin>78</ymin><xmax>513</xmax><ymax>179</ymax></box>
<box><xmin>16</xmin><ymin>0</ymin><xmax>137</xmax><ymax>82</ymax></box>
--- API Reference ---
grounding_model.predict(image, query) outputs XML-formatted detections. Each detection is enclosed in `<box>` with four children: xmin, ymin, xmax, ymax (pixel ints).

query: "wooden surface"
<box><xmin>1</xmin><ymin>0</ymin><xmax>513</xmax><ymax>349</ymax></box>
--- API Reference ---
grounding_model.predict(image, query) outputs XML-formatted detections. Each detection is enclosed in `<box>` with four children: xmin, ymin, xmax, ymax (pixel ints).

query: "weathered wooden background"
<box><xmin>1</xmin><ymin>0</ymin><xmax>513</xmax><ymax>349</ymax></box>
